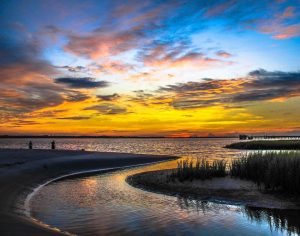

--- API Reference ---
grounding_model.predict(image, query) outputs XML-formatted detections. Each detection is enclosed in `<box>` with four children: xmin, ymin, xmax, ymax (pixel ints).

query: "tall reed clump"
<box><xmin>171</xmin><ymin>158</ymin><xmax>227</xmax><ymax>182</ymax></box>
<box><xmin>230</xmin><ymin>151</ymin><xmax>300</xmax><ymax>194</ymax></box>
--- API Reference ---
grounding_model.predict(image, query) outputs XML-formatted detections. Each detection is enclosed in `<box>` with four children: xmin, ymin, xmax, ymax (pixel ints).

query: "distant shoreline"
<box><xmin>2</xmin><ymin>135</ymin><xmax>300</xmax><ymax>139</ymax></box>
<box><xmin>225</xmin><ymin>140</ymin><xmax>300</xmax><ymax>149</ymax></box>
<box><xmin>0</xmin><ymin>135</ymin><xmax>237</xmax><ymax>139</ymax></box>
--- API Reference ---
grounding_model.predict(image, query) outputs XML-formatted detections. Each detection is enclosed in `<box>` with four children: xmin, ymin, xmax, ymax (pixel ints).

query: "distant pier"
<box><xmin>239</xmin><ymin>134</ymin><xmax>300</xmax><ymax>140</ymax></box>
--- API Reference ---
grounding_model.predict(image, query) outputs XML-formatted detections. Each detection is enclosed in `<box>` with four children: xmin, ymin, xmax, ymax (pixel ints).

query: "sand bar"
<box><xmin>127</xmin><ymin>169</ymin><xmax>300</xmax><ymax>210</ymax></box>
<box><xmin>0</xmin><ymin>149</ymin><xmax>176</xmax><ymax>235</ymax></box>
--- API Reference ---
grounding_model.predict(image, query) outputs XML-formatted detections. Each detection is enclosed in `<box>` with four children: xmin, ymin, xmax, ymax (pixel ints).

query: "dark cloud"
<box><xmin>24</xmin><ymin>109</ymin><xmax>68</xmax><ymax>119</ymax></box>
<box><xmin>84</xmin><ymin>103</ymin><xmax>128</xmax><ymax>115</ymax></box>
<box><xmin>170</xmin><ymin>98</ymin><xmax>221</xmax><ymax>110</ymax></box>
<box><xmin>0</xmin><ymin>35</ymin><xmax>49</xmax><ymax>72</ymax></box>
<box><xmin>128</xmin><ymin>90</ymin><xmax>156</xmax><ymax>106</ymax></box>
<box><xmin>231</xmin><ymin>89</ymin><xmax>290</xmax><ymax>102</ymax></box>
<box><xmin>97</xmin><ymin>93</ymin><xmax>120</xmax><ymax>101</ymax></box>
<box><xmin>247</xmin><ymin>69</ymin><xmax>300</xmax><ymax>87</ymax></box>
<box><xmin>230</xmin><ymin>69</ymin><xmax>300</xmax><ymax>102</ymax></box>
<box><xmin>65</xmin><ymin>91</ymin><xmax>90</xmax><ymax>102</ymax></box>
<box><xmin>154</xmin><ymin>69</ymin><xmax>300</xmax><ymax>109</ymax></box>
<box><xmin>56</xmin><ymin>116</ymin><xmax>90</xmax><ymax>120</ymax></box>
<box><xmin>159</xmin><ymin>80</ymin><xmax>222</xmax><ymax>92</ymax></box>
<box><xmin>7</xmin><ymin>120</ymin><xmax>42</xmax><ymax>128</ymax></box>
<box><xmin>57</xmin><ymin>65</ymin><xmax>87</xmax><ymax>73</ymax></box>
<box><xmin>0</xmin><ymin>29</ymin><xmax>55</xmax><ymax>84</ymax></box>
<box><xmin>0</xmin><ymin>22</ymin><xmax>60</xmax><ymax>73</ymax></box>
<box><xmin>0</xmin><ymin>28</ymin><xmax>86</xmax><ymax>117</ymax></box>
<box><xmin>55</xmin><ymin>77</ymin><xmax>109</xmax><ymax>89</ymax></box>
<box><xmin>0</xmin><ymin>82</ymin><xmax>65</xmax><ymax>114</ymax></box>
<box><xmin>0</xmin><ymin>81</ymin><xmax>90</xmax><ymax>117</ymax></box>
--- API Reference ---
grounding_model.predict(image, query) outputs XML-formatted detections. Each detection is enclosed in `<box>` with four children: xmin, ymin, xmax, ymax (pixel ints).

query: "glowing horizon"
<box><xmin>1</xmin><ymin>0</ymin><xmax>300</xmax><ymax>137</ymax></box>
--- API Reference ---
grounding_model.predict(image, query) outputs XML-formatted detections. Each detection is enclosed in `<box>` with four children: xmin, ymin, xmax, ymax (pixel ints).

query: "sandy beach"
<box><xmin>0</xmin><ymin>149</ymin><xmax>176</xmax><ymax>235</ymax></box>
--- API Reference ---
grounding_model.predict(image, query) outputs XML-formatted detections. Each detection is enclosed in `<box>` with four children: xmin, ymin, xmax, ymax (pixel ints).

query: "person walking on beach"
<box><xmin>29</xmin><ymin>141</ymin><xmax>33</xmax><ymax>149</ymax></box>
<box><xmin>51</xmin><ymin>140</ymin><xmax>56</xmax><ymax>150</ymax></box>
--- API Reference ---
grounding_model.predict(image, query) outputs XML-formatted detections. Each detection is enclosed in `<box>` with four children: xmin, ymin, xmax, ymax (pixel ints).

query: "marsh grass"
<box><xmin>230</xmin><ymin>151</ymin><xmax>300</xmax><ymax>194</ymax></box>
<box><xmin>169</xmin><ymin>151</ymin><xmax>300</xmax><ymax>194</ymax></box>
<box><xmin>170</xmin><ymin>158</ymin><xmax>227</xmax><ymax>182</ymax></box>
<box><xmin>225</xmin><ymin>140</ymin><xmax>300</xmax><ymax>150</ymax></box>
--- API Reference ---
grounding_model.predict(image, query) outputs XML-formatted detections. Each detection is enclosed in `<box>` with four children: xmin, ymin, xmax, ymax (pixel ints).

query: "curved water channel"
<box><xmin>12</xmin><ymin>138</ymin><xmax>300</xmax><ymax>235</ymax></box>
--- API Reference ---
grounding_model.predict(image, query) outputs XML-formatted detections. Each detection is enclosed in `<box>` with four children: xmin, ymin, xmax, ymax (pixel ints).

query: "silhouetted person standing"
<box><xmin>51</xmin><ymin>140</ymin><xmax>56</xmax><ymax>150</ymax></box>
<box><xmin>29</xmin><ymin>141</ymin><xmax>33</xmax><ymax>149</ymax></box>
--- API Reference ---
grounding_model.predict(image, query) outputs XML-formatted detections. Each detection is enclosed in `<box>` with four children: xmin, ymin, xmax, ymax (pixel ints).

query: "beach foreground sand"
<box><xmin>0</xmin><ymin>149</ymin><xmax>176</xmax><ymax>235</ymax></box>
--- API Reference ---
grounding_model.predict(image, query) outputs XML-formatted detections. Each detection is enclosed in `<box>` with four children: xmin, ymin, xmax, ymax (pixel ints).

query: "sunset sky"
<box><xmin>0</xmin><ymin>0</ymin><xmax>300</xmax><ymax>136</ymax></box>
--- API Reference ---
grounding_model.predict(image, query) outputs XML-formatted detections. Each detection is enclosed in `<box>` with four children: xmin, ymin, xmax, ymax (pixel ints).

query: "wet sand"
<box><xmin>0</xmin><ymin>149</ymin><xmax>176</xmax><ymax>235</ymax></box>
<box><xmin>127</xmin><ymin>169</ymin><xmax>300</xmax><ymax>210</ymax></box>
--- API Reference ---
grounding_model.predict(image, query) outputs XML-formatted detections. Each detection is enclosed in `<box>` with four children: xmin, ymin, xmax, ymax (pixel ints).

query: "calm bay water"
<box><xmin>0</xmin><ymin>138</ymin><xmax>238</xmax><ymax>159</ymax></box>
<box><xmin>1</xmin><ymin>138</ymin><xmax>299</xmax><ymax>235</ymax></box>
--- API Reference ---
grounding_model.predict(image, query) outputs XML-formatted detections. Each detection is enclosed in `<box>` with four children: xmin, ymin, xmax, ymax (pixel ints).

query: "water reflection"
<box><xmin>0</xmin><ymin>138</ymin><xmax>239</xmax><ymax>160</ymax></box>
<box><xmin>30</xmin><ymin>160</ymin><xmax>300</xmax><ymax>236</ymax></box>
<box><xmin>244</xmin><ymin>207</ymin><xmax>300</xmax><ymax>235</ymax></box>
<box><xmin>177</xmin><ymin>197</ymin><xmax>300</xmax><ymax>235</ymax></box>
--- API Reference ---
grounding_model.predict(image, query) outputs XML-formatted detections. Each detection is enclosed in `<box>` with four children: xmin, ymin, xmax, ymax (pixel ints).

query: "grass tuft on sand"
<box><xmin>170</xmin><ymin>158</ymin><xmax>227</xmax><ymax>182</ymax></box>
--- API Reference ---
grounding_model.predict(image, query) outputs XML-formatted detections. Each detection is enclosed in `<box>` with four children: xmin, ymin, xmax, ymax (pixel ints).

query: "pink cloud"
<box><xmin>257</xmin><ymin>5</ymin><xmax>300</xmax><ymax>40</ymax></box>
<box><xmin>64</xmin><ymin>30</ymin><xmax>142</xmax><ymax>59</ymax></box>
<box><xmin>273</xmin><ymin>24</ymin><xmax>300</xmax><ymax>39</ymax></box>
<box><xmin>140</xmin><ymin>43</ymin><xmax>230</xmax><ymax>69</ymax></box>
<box><xmin>204</xmin><ymin>0</ymin><xmax>236</xmax><ymax>17</ymax></box>
<box><xmin>216</xmin><ymin>50</ymin><xmax>232</xmax><ymax>58</ymax></box>
<box><xmin>279</xmin><ymin>6</ymin><xmax>295</xmax><ymax>19</ymax></box>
